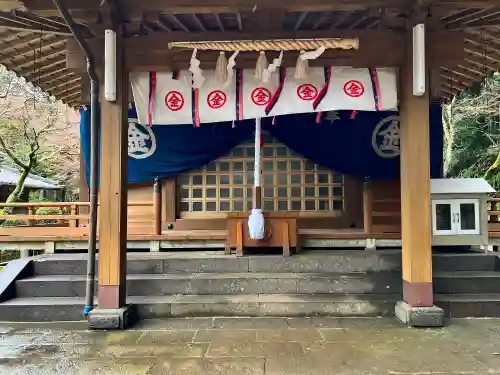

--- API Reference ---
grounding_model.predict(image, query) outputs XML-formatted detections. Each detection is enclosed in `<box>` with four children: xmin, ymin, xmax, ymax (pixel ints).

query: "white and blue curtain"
<box><xmin>80</xmin><ymin>104</ymin><xmax>443</xmax><ymax>185</ymax></box>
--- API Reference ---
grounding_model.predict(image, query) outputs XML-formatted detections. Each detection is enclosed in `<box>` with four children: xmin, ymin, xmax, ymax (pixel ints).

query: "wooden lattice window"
<box><xmin>178</xmin><ymin>132</ymin><xmax>344</xmax><ymax>218</ymax></box>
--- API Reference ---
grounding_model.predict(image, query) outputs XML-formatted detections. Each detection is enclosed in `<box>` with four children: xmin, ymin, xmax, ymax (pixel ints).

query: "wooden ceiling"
<box><xmin>0</xmin><ymin>0</ymin><xmax>499</xmax><ymax>106</ymax></box>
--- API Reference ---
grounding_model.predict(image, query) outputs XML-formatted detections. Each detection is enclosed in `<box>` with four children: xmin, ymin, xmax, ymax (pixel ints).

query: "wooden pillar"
<box><xmin>363</xmin><ymin>180</ymin><xmax>373</xmax><ymax>234</ymax></box>
<box><xmin>163</xmin><ymin>177</ymin><xmax>177</xmax><ymax>224</ymax></box>
<box><xmin>399</xmin><ymin>30</ymin><xmax>433</xmax><ymax>308</ymax></box>
<box><xmin>97</xmin><ymin>31</ymin><xmax>129</xmax><ymax>310</ymax></box>
<box><xmin>153</xmin><ymin>178</ymin><xmax>162</xmax><ymax>235</ymax></box>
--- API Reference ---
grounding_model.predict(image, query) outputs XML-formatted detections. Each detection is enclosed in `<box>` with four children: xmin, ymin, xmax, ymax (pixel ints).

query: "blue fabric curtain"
<box><xmin>80</xmin><ymin>108</ymin><xmax>254</xmax><ymax>184</ymax></box>
<box><xmin>80</xmin><ymin>104</ymin><xmax>443</xmax><ymax>184</ymax></box>
<box><xmin>265</xmin><ymin>103</ymin><xmax>443</xmax><ymax>179</ymax></box>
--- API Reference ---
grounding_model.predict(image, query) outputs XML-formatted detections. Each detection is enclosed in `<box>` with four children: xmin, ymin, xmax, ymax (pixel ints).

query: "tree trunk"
<box><xmin>442</xmin><ymin>101</ymin><xmax>455</xmax><ymax>177</ymax></box>
<box><xmin>484</xmin><ymin>149</ymin><xmax>500</xmax><ymax>182</ymax></box>
<box><xmin>4</xmin><ymin>166</ymin><xmax>31</xmax><ymax>215</ymax></box>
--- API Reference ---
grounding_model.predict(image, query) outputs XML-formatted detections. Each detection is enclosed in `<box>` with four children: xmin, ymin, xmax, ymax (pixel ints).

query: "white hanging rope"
<box><xmin>255</xmin><ymin>51</ymin><xmax>268</xmax><ymax>82</ymax></box>
<box><xmin>248</xmin><ymin>117</ymin><xmax>265</xmax><ymax>240</ymax></box>
<box><xmin>254</xmin><ymin>117</ymin><xmax>261</xmax><ymax>188</ymax></box>
<box><xmin>215</xmin><ymin>51</ymin><xmax>228</xmax><ymax>83</ymax></box>
<box><xmin>294</xmin><ymin>50</ymin><xmax>309</xmax><ymax>80</ymax></box>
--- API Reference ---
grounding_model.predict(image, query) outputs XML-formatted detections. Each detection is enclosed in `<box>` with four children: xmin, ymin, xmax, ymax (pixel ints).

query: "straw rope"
<box><xmin>169</xmin><ymin>38</ymin><xmax>359</xmax><ymax>51</ymax></box>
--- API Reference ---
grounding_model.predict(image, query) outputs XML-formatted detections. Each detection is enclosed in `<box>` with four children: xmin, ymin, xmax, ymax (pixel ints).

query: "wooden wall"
<box><xmin>80</xmin><ymin>161</ymin><xmax>401</xmax><ymax>233</ymax></box>
<box><xmin>372</xmin><ymin>180</ymin><xmax>401</xmax><ymax>234</ymax></box>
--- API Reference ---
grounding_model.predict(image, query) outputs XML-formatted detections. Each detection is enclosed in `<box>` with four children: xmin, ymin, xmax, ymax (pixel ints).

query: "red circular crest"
<box><xmin>296</xmin><ymin>84</ymin><xmax>318</xmax><ymax>101</ymax></box>
<box><xmin>207</xmin><ymin>90</ymin><xmax>227</xmax><ymax>109</ymax></box>
<box><xmin>343</xmin><ymin>80</ymin><xmax>365</xmax><ymax>98</ymax></box>
<box><xmin>251</xmin><ymin>87</ymin><xmax>272</xmax><ymax>106</ymax></box>
<box><xmin>165</xmin><ymin>91</ymin><xmax>185</xmax><ymax>111</ymax></box>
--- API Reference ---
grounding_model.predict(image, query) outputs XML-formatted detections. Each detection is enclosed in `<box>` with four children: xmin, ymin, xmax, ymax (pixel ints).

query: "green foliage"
<box><xmin>35</xmin><ymin>206</ymin><xmax>62</xmax><ymax>215</ymax></box>
<box><xmin>443</xmin><ymin>73</ymin><xmax>500</xmax><ymax>190</ymax></box>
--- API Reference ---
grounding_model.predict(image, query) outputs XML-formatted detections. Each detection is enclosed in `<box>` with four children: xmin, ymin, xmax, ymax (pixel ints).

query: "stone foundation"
<box><xmin>395</xmin><ymin>301</ymin><xmax>444</xmax><ymax>327</ymax></box>
<box><xmin>88</xmin><ymin>304</ymin><xmax>138</xmax><ymax>330</ymax></box>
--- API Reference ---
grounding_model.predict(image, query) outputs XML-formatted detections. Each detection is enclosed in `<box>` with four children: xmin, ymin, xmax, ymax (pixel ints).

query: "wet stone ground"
<box><xmin>1</xmin><ymin>318</ymin><xmax>500</xmax><ymax>374</ymax></box>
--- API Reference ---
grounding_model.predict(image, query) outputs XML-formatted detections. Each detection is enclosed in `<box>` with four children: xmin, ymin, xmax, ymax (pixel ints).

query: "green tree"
<box><xmin>443</xmin><ymin>72</ymin><xmax>500</xmax><ymax>189</ymax></box>
<box><xmin>0</xmin><ymin>66</ymin><xmax>78</xmax><ymax>204</ymax></box>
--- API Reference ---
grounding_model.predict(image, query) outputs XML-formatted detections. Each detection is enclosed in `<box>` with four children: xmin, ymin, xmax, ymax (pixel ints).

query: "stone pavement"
<box><xmin>1</xmin><ymin>318</ymin><xmax>500</xmax><ymax>374</ymax></box>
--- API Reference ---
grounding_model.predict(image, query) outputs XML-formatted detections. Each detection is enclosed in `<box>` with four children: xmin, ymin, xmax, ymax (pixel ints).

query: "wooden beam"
<box><xmin>123</xmin><ymin>29</ymin><xmax>402</xmax><ymax>46</ymax></box>
<box><xmin>97</xmin><ymin>30</ymin><xmax>128</xmax><ymax>310</ymax></box>
<box><xmin>399</xmin><ymin>30</ymin><xmax>433</xmax><ymax>308</ymax></box>
<box><xmin>66</xmin><ymin>29</ymin><xmax>464</xmax><ymax>71</ymax></box>
<box><xmin>23</xmin><ymin>0</ymin><xmax>408</xmax><ymax>15</ymax></box>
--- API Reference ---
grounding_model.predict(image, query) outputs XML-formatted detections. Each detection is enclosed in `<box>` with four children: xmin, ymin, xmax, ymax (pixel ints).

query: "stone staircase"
<box><xmin>0</xmin><ymin>250</ymin><xmax>499</xmax><ymax>321</ymax></box>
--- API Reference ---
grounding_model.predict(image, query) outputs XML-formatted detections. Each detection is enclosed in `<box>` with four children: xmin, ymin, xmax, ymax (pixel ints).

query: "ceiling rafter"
<box><xmin>312</xmin><ymin>11</ymin><xmax>330</xmax><ymax>29</ymax></box>
<box><xmin>445</xmin><ymin>6</ymin><xmax>500</xmax><ymax>26</ymax></box>
<box><xmin>441</xmin><ymin>72</ymin><xmax>475</xmax><ymax>87</ymax></box>
<box><xmin>45</xmin><ymin>76</ymin><xmax>80</xmax><ymax>92</ymax></box>
<box><xmin>330</xmin><ymin>11</ymin><xmax>352</xmax><ymax>29</ymax></box>
<box><xmin>236</xmin><ymin>12</ymin><xmax>243</xmax><ymax>31</ymax></box>
<box><xmin>0</xmin><ymin>34</ymin><xmax>65</xmax><ymax>59</ymax></box>
<box><xmin>21</xmin><ymin>60</ymin><xmax>66</xmax><ymax>80</ymax></box>
<box><xmin>51</xmin><ymin>83</ymin><xmax>81</xmax><ymax>97</ymax></box>
<box><xmin>43</xmin><ymin>72</ymin><xmax>79</xmax><ymax>87</ymax></box>
<box><xmin>14</xmin><ymin>47</ymin><xmax>66</xmax><ymax>71</ymax></box>
<box><xmin>294</xmin><ymin>12</ymin><xmax>309</xmax><ymax>30</ymax></box>
<box><xmin>213</xmin><ymin>13</ymin><xmax>225</xmax><ymax>31</ymax></box>
<box><xmin>168</xmin><ymin>13</ymin><xmax>189</xmax><ymax>32</ymax></box>
<box><xmin>442</xmin><ymin>66</ymin><xmax>476</xmax><ymax>81</ymax></box>
<box><xmin>157</xmin><ymin>15</ymin><xmax>172</xmax><ymax>32</ymax></box>
<box><xmin>192</xmin><ymin>14</ymin><xmax>207</xmax><ymax>31</ymax></box>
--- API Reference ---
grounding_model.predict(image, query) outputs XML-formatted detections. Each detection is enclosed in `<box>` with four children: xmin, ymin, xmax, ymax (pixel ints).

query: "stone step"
<box><xmin>15</xmin><ymin>272</ymin><xmax>403</xmax><ymax>298</ymax></box>
<box><xmin>31</xmin><ymin>252</ymin><xmax>498</xmax><ymax>276</ymax></box>
<box><xmin>0</xmin><ymin>294</ymin><xmax>400</xmax><ymax>321</ymax></box>
<box><xmin>2</xmin><ymin>293</ymin><xmax>500</xmax><ymax>322</ymax></box>
<box><xmin>31</xmin><ymin>251</ymin><xmax>404</xmax><ymax>275</ymax></box>
<box><xmin>433</xmin><ymin>271</ymin><xmax>500</xmax><ymax>294</ymax></box>
<box><xmin>431</xmin><ymin>253</ymin><xmax>498</xmax><ymax>272</ymax></box>
<box><xmin>435</xmin><ymin>293</ymin><xmax>500</xmax><ymax>318</ymax></box>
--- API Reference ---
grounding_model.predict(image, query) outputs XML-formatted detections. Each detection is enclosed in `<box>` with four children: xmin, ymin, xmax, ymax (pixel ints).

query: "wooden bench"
<box><xmin>226</xmin><ymin>212</ymin><xmax>298</xmax><ymax>256</ymax></box>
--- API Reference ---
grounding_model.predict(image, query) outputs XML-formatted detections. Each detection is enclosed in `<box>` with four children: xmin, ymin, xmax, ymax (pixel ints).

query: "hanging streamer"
<box><xmin>191</xmin><ymin>85</ymin><xmax>200</xmax><ymax>128</ymax></box>
<box><xmin>313</xmin><ymin>66</ymin><xmax>331</xmax><ymax>123</ymax></box>
<box><xmin>223</xmin><ymin>50</ymin><xmax>239</xmax><ymax>88</ymax></box>
<box><xmin>189</xmin><ymin>48</ymin><xmax>205</xmax><ymax>89</ymax></box>
<box><xmin>148</xmin><ymin>71</ymin><xmax>157</xmax><ymax>126</ymax></box>
<box><xmin>262</xmin><ymin>51</ymin><xmax>283</xmax><ymax>83</ymax></box>
<box><xmin>265</xmin><ymin>67</ymin><xmax>286</xmax><ymax>116</ymax></box>
<box><xmin>235</xmin><ymin>68</ymin><xmax>244</xmax><ymax>121</ymax></box>
<box><xmin>255</xmin><ymin>51</ymin><xmax>268</xmax><ymax>82</ymax></box>
<box><xmin>369</xmin><ymin>68</ymin><xmax>382</xmax><ymax>111</ymax></box>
